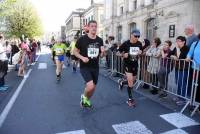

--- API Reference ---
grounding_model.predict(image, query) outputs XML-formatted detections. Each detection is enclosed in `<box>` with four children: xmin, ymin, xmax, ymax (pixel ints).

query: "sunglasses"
<box><xmin>133</xmin><ymin>35</ymin><xmax>140</xmax><ymax>38</ymax></box>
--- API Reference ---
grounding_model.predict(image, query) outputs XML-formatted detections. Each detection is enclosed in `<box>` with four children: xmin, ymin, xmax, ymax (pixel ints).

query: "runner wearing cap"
<box><xmin>118</xmin><ymin>29</ymin><xmax>142</xmax><ymax>107</ymax></box>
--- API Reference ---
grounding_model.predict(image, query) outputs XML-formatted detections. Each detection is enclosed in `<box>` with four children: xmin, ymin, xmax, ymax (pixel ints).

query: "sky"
<box><xmin>30</xmin><ymin>0</ymin><xmax>94</xmax><ymax>33</ymax></box>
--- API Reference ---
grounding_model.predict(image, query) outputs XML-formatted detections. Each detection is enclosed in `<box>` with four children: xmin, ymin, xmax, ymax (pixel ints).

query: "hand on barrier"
<box><xmin>170</xmin><ymin>55</ymin><xmax>178</xmax><ymax>60</ymax></box>
<box><xmin>185</xmin><ymin>57</ymin><xmax>191</xmax><ymax>62</ymax></box>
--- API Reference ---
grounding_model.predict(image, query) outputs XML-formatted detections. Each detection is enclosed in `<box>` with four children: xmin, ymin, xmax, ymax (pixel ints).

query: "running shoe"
<box><xmin>126</xmin><ymin>98</ymin><xmax>136</xmax><ymax>107</ymax></box>
<box><xmin>72</xmin><ymin>67</ymin><xmax>76</xmax><ymax>73</ymax></box>
<box><xmin>80</xmin><ymin>94</ymin><xmax>92</xmax><ymax>108</ymax></box>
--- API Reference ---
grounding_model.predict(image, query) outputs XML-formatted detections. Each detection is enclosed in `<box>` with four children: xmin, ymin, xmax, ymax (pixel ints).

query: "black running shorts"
<box><xmin>80</xmin><ymin>68</ymin><xmax>99</xmax><ymax>85</ymax></box>
<box><xmin>124</xmin><ymin>62</ymin><xmax>138</xmax><ymax>76</ymax></box>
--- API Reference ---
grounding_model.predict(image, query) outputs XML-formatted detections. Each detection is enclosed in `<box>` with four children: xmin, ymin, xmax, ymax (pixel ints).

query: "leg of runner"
<box><xmin>81</xmin><ymin>81</ymin><xmax>96</xmax><ymax>108</ymax></box>
<box><xmin>126</xmin><ymin>72</ymin><xmax>136</xmax><ymax>107</ymax></box>
<box><xmin>55</xmin><ymin>59</ymin><xmax>61</xmax><ymax>81</ymax></box>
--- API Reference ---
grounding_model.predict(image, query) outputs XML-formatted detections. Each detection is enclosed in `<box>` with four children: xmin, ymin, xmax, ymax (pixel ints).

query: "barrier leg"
<box><xmin>191</xmin><ymin>105</ymin><xmax>199</xmax><ymax>117</ymax></box>
<box><xmin>180</xmin><ymin>101</ymin><xmax>190</xmax><ymax>113</ymax></box>
<box><xmin>135</xmin><ymin>80</ymin><xmax>142</xmax><ymax>90</ymax></box>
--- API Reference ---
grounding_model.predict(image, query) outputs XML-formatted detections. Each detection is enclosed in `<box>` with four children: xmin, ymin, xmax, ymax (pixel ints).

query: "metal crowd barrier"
<box><xmin>190</xmin><ymin>66</ymin><xmax>200</xmax><ymax>116</ymax></box>
<box><xmin>101</xmin><ymin>52</ymin><xmax>200</xmax><ymax>116</ymax></box>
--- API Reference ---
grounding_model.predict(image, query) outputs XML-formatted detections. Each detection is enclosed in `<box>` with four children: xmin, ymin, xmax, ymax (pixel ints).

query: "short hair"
<box><xmin>176</xmin><ymin>36</ymin><xmax>186</xmax><ymax>45</ymax></box>
<box><xmin>88</xmin><ymin>20</ymin><xmax>97</xmax><ymax>26</ymax></box>
<box><xmin>154</xmin><ymin>37</ymin><xmax>161</xmax><ymax>47</ymax></box>
<box><xmin>165</xmin><ymin>40</ymin><xmax>172</xmax><ymax>47</ymax></box>
<box><xmin>185</xmin><ymin>24</ymin><xmax>194</xmax><ymax>31</ymax></box>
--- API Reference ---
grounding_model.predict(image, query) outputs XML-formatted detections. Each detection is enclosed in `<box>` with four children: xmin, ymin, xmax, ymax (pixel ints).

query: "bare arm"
<box><xmin>73</xmin><ymin>47</ymin><xmax>89</xmax><ymax>63</ymax></box>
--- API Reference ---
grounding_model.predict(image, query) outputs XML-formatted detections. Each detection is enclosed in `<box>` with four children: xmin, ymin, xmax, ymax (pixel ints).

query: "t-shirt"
<box><xmin>76</xmin><ymin>35</ymin><xmax>103</xmax><ymax>69</ymax></box>
<box><xmin>70</xmin><ymin>41</ymin><xmax>77</xmax><ymax>55</ymax></box>
<box><xmin>52</xmin><ymin>43</ymin><xmax>66</xmax><ymax>55</ymax></box>
<box><xmin>118</xmin><ymin>40</ymin><xmax>142</xmax><ymax>65</ymax></box>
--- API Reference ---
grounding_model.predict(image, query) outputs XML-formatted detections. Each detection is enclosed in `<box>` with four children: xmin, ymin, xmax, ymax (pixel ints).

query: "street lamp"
<box><xmin>76</xmin><ymin>8</ymin><xmax>85</xmax><ymax>37</ymax></box>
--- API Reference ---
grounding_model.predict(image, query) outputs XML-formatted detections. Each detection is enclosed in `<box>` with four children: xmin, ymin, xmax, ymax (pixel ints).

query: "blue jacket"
<box><xmin>187</xmin><ymin>40</ymin><xmax>200</xmax><ymax>70</ymax></box>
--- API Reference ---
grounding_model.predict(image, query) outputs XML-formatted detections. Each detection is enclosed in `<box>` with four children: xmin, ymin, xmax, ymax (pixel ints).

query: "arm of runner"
<box><xmin>73</xmin><ymin>47</ymin><xmax>89</xmax><ymax>63</ymax></box>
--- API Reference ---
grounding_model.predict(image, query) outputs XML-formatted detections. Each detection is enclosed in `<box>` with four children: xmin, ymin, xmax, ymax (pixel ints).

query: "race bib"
<box><xmin>129</xmin><ymin>47</ymin><xmax>140</xmax><ymax>56</ymax></box>
<box><xmin>55</xmin><ymin>48</ymin><xmax>64</xmax><ymax>54</ymax></box>
<box><xmin>88</xmin><ymin>48</ymin><xmax>99</xmax><ymax>58</ymax></box>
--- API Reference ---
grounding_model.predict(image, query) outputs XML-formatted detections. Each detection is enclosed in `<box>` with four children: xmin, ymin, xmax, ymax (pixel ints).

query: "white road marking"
<box><xmin>38</xmin><ymin>63</ymin><xmax>47</xmax><ymax>69</ymax></box>
<box><xmin>35</xmin><ymin>54</ymin><xmax>40</xmax><ymax>62</ymax></box>
<box><xmin>160</xmin><ymin>113</ymin><xmax>199</xmax><ymax>128</ymax></box>
<box><xmin>56</xmin><ymin>130</ymin><xmax>86</xmax><ymax>134</ymax></box>
<box><xmin>63</xmin><ymin>64</ymin><xmax>66</xmax><ymax>69</ymax></box>
<box><xmin>0</xmin><ymin>69</ymin><xmax>32</xmax><ymax>128</ymax></box>
<box><xmin>160</xmin><ymin>129</ymin><xmax>188</xmax><ymax>134</ymax></box>
<box><xmin>112</xmin><ymin>121</ymin><xmax>153</xmax><ymax>134</ymax></box>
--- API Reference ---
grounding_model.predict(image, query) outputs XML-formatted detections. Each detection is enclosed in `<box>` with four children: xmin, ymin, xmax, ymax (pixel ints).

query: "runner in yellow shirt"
<box><xmin>52</xmin><ymin>40</ymin><xmax>66</xmax><ymax>81</ymax></box>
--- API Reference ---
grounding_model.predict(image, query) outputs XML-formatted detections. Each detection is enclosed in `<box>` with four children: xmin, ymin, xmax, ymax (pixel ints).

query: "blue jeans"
<box><xmin>175</xmin><ymin>70</ymin><xmax>189</xmax><ymax>97</ymax></box>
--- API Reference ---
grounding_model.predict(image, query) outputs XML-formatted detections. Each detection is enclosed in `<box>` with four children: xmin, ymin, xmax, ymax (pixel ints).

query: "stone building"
<box><xmin>103</xmin><ymin>0</ymin><xmax>200</xmax><ymax>43</ymax></box>
<box><xmin>65</xmin><ymin>0</ymin><xmax>104</xmax><ymax>41</ymax></box>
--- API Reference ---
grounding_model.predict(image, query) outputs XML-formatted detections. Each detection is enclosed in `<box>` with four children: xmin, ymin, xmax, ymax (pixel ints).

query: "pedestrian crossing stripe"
<box><xmin>112</xmin><ymin>121</ymin><xmax>153</xmax><ymax>134</ymax></box>
<box><xmin>160</xmin><ymin>129</ymin><xmax>188</xmax><ymax>134</ymax></box>
<box><xmin>38</xmin><ymin>63</ymin><xmax>47</xmax><ymax>69</ymax></box>
<box><xmin>160</xmin><ymin>113</ymin><xmax>199</xmax><ymax>128</ymax></box>
<box><xmin>56</xmin><ymin>130</ymin><xmax>86</xmax><ymax>134</ymax></box>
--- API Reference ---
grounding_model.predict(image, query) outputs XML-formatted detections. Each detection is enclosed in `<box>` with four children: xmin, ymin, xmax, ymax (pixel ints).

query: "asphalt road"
<box><xmin>0</xmin><ymin>51</ymin><xmax>199</xmax><ymax>134</ymax></box>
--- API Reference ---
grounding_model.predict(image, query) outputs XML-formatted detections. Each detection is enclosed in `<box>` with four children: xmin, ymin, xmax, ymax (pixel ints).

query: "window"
<box><xmin>120</xmin><ymin>6</ymin><xmax>123</xmax><ymax>15</ymax></box>
<box><xmin>91</xmin><ymin>15</ymin><xmax>94</xmax><ymax>20</ymax></box>
<box><xmin>86</xmin><ymin>19</ymin><xmax>88</xmax><ymax>25</ymax></box>
<box><xmin>133</xmin><ymin>0</ymin><xmax>137</xmax><ymax>10</ymax></box>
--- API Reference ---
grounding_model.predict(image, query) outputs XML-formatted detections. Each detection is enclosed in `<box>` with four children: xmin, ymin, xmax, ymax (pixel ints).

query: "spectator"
<box><xmin>157</xmin><ymin>40</ymin><xmax>173</xmax><ymax>98</ymax></box>
<box><xmin>185</xmin><ymin>25</ymin><xmax>198</xmax><ymax>48</ymax></box>
<box><xmin>11</xmin><ymin>40</ymin><xmax>20</xmax><ymax>66</ymax></box>
<box><xmin>186</xmin><ymin>33</ymin><xmax>200</xmax><ymax>106</ymax></box>
<box><xmin>31</xmin><ymin>39</ymin><xmax>37</xmax><ymax>63</ymax></box>
<box><xmin>37</xmin><ymin>40</ymin><xmax>41</xmax><ymax>52</ymax></box>
<box><xmin>5</xmin><ymin>40</ymin><xmax>11</xmax><ymax>64</ymax></box>
<box><xmin>170</xmin><ymin>36</ymin><xmax>189</xmax><ymax>105</ymax></box>
<box><xmin>0</xmin><ymin>34</ymin><xmax>9</xmax><ymax>91</ymax></box>
<box><xmin>104</xmin><ymin>39</ymin><xmax>111</xmax><ymax>69</ymax></box>
<box><xmin>18</xmin><ymin>40</ymin><xmax>30</xmax><ymax>77</ymax></box>
<box><xmin>146</xmin><ymin>37</ymin><xmax>162</xmax><ymax>95</ymax></box>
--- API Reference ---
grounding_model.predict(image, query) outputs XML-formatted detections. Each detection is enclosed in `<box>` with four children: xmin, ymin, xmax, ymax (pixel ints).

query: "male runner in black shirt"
<box><xmin>118</xmin><ymin>29</ymin><xmax>142</xmax><ymax>106</ymax></box>
<box><xmin>74</xmin><ymin>20</ymin><xmax>105</xmax><ymax>108</ymax></box>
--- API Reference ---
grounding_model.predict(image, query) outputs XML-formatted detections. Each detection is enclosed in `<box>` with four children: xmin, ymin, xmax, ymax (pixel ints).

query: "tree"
<box><xmin>2</xmin><ymin>0</ymin><xmax>43</xmax><ymax>38</ymax></box>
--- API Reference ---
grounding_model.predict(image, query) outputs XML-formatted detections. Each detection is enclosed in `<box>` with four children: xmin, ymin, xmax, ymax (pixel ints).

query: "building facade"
<box><xmin>103</xmin><ymin>0</ymin><xmax>200</xmax><ymax>43</ymax></box>
<box><xmin>65</xmin><ymin>0</ymin><xmax>104</xmax><ymax>41</ymax></box>
<box><xmin>65</xmin><ymin>11</ymin><xmax>83</xmax><ymax>41</ymax></box>
<box><xmin>83</xmin><ymin>3</ymin><xmax>104</xmax><ymax>38</ymax></box>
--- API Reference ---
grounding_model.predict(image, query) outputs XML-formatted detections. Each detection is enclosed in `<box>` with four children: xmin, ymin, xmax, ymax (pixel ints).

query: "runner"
<box><xmin>51</xmin><ymin>40</ymin><xmax>66</xmax><ymax>81</ymax></box>
<box><xmin>73</xmin><ymin>20</ymin><xmax>105</xmax><ymax>108</ymax></box>
<box><xmin>70</xmin><ymin>36</ymin><xmax>78</xmax><ymax>72</ymax></box>
<box><xmin>65</xmin><ymin>41</ymin><xmax>71</xmax><ymax>66</ymax></box>
<box><xmin>118</xmin><ymin>29</ymin><xmax>142</xmax><ymax>107</ymax></box>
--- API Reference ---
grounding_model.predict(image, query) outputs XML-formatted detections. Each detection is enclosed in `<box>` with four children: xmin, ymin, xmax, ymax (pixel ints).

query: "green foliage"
<box><xmin>1</xmin><ymin>0</ymin><xmax>43</xmax><ymax>38</ymax></box>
